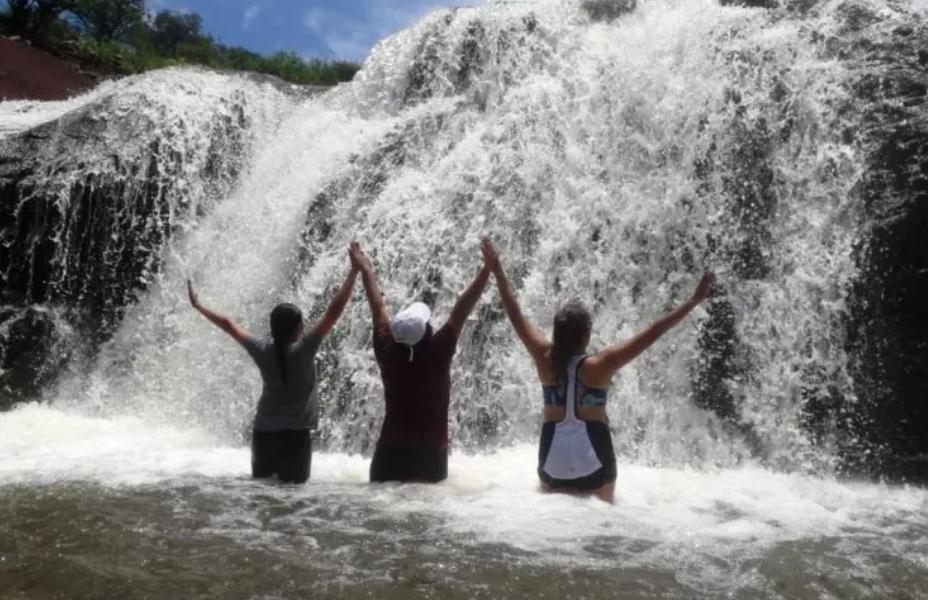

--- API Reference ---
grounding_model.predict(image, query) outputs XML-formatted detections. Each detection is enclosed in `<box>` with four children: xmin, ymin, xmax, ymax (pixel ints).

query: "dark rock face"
<box><xmin>683</xmin><ymin>1</ymin><xmax>928</xmax><ymax>481</ymax></box>
<box><xmin>0</xmin><ymin>302</ymin><xmax>73</xmax><ymax>407</ymax></box>
<box><xmin>0</xmin><ymin>103</ymin><xmax>243</xmax><ymax>324</ymax></box>
<box><xmin>581</xmin><ymin>0</ymin><xmax>637</xmax><ymax>21</ymax></box>
<box><xmin>704</xmin><ymin>0</ymin><xmax>928</xmax><ymax>481</ymax></box>
<box><xmin>843</xmin><ymin>16</ymin><xmax>928</xmax><ymax>481</ymax></box>
<box><xmin>0</xmin><ymin>70</ymin><xmax>304</xmax><ymax>408</ymax></box>
<box><xmin>688</xmin><ymin>58</ymin><xmax>786</xmax><ymax>456</ymax></box>
<box><xmin>692</xmin><ymin>297</ymin><xmax>741</xmax><ymax>424</ymax></box>
<box><xmin>720</xmin><ymin>0</ymin><xmax>779</xmax><ymax>7</ymax></box>
<box><xmin>391</xmin><ymin>11</ymin><xmax>541</xmax><ymax>113</ymax></box>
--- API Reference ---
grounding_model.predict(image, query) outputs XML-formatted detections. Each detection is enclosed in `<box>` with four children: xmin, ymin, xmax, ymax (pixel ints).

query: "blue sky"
<box><xmin>149</xmin><ymin>0</ymin><xmax>484</xmax><ymax>62</ymax></box>
<box><xmin>145</xmin><ymin>0</ymin><xmax>928</xmax><ymax>62</ymax></box>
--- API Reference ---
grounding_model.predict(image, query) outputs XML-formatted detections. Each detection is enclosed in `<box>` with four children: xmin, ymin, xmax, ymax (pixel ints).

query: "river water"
<box><xmin>2</xmin><ymin>405</ymin><xmax>927</xmax><ymax>599</ymax></box>
<box><xmin>2</xmin><ymin>0</ymin><xmax>927</xmax><ymax>597</ymax></box>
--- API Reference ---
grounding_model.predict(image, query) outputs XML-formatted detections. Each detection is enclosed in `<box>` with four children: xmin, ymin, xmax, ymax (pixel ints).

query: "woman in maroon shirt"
<box><xmin>350</xmin><ymin>242</ymin><xmax>490</xmax><ymax>483</ymax></box>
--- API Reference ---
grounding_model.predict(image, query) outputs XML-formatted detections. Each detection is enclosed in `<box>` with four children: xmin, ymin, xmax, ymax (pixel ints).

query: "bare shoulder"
<box><xmin>579</xmin><ymin>352</ymin><xmax>616</xmax><ymax>388</ymax></box>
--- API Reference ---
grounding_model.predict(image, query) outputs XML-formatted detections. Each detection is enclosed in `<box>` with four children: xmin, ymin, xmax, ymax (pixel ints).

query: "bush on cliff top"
<box><xmin>0</xmin><ymin>0</ymin><xmax>360</xmax><ymax>86</ymax></box>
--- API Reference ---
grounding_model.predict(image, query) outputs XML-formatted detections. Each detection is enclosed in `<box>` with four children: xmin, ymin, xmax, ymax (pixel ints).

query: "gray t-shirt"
<box><xmin>240</xmin><ymin>332</ymin><xmax>322</xmax><ymax>432</ymax></box>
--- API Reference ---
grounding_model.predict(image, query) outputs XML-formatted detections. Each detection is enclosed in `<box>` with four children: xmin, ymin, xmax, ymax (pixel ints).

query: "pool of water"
<box><xmin>2</xmin><ymin>404</ymin><xmax>926</xmax><ymax>599</ymax></box>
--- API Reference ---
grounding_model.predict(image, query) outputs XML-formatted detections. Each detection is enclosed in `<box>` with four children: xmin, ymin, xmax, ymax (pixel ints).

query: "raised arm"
<box><xmin>311</xmin><ymin>252</ymin><xmax>359</xmax><ymax>339</ymax></box>
<box><xmin>350</xmin><ymin>241</ymin><xmax>390</xmax><ymax>330</ymax></box>
<box><xmin>585</xmin><ymin>273</ymin><xmax>716</xmax><ymax>384</ymax></box>
<box><xmin>187</xmin><ymin>279</ymin><xmax>252</xmax><ymax>345</ymax></box>
<box><xmin>481</xmin><ymin>239</ymin><xmax>551</xmax><ymax>361</ymax></box>
<box><xmin>444</xmin><ymin>261</ymin><xmax>491</xmax><ymax>337</ymax></box>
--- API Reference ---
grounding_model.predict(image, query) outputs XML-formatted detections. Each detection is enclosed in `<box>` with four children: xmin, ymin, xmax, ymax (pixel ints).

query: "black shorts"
<box><xmin>370</xmin><ymin>445</ymin><xmax>448</xmax><ymax>483</ymax></box>
<box><xmin>537</xmin><ymin>420</ymin><xmax>617</xmax><ymax>491</ymax></box>
<box><xmin>251</xmin><ymin>429</ymin><xmax>312</xmax><ymax>484</ymax></box>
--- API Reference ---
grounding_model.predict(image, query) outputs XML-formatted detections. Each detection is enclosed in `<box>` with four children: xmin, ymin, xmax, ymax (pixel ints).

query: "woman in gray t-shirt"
<box><xmin>187</xmin><ymin>248</ymin><xmax>359</xmax><ymax>483</ymax></box>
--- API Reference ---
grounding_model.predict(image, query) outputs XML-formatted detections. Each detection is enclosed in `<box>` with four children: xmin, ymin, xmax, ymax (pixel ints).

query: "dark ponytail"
<box><xmin>270</xmin><ymin>303</ymin><xmax>303</xmax><ymax>382</ymax></box>
<box><xmin>551</xmin><ymin>301</ymin><xmax>592</xmax><ymax>383</ymax></box>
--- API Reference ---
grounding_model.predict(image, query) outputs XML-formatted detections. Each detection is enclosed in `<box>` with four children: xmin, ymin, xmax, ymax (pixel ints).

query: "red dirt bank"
<box><xmin>0</xmin><ymin>37</ymin><xmax>95</xmax><ymax>101</ymax></box>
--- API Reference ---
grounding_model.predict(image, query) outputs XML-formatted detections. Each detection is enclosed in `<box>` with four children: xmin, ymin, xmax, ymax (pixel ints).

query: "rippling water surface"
<box><xmin>2</xmin><ymin>405</ymin><xmax>926</xmax><ymax>599</ymax></box>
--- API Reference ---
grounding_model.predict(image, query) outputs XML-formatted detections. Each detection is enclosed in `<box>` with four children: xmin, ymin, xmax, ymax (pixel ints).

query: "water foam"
<box><xmin>1</xmin><ymin>404</ymin><xmax>925</xmax><ymax>573</ymax></box>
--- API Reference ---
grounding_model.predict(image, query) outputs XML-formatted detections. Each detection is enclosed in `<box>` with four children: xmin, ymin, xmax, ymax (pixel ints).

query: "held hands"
<box><xmin>691</xmin><ymin>272</ymin><xmax>716</xmax><ymax>304</ymax></box>
<box><xmin>349</xmin><ymin>241</ymin><xmax>372</xmax><ymax>274</ymax></box>
<box><xmin>480</xmin><ymin>238</ymin><xmax>502</xmax><ymax>275</ymax></box>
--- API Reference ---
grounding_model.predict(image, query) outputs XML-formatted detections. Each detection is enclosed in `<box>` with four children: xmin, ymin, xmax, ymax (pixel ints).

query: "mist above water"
<box><xmin>29</xmin><ymin>0</ymin><xmax>886</xmax><ymax>475</ymax></box>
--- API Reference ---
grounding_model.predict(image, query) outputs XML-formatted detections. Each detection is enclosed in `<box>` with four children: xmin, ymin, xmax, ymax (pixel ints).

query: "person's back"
<box><xmin>350</xmin><ymin>242</ymin><xmax>490</xmax><ymax>483</ymax></box>
<box><xmin>187</xmin><ymin>247</ymin><xmax>360</xmax><ymax>485</ymax></box>
<box><xmin>242</xmin><ymin>333</ymin><xmax>321</xmax><ymax>431</ymax></box>
<box><xmin>373</xmin><ymin>323</ymin><xmax>457</xmax><ymax>452</ymax></box>
<box><xmin>480</xmin><ymin>238</ymin><xmax>715</xmax><ymax>503</ymax></box>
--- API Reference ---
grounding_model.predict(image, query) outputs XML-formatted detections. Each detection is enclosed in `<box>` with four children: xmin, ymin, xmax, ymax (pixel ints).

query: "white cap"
<box><xmin>390</xmin><ymin>302</ymin><xmax>431</xmax><ymax>361</ymax></box>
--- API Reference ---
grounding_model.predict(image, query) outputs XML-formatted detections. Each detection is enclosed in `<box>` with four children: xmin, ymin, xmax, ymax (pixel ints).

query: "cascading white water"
<box><xmin>35</xmin><ymin>0</ymin><xmax>873</xmax><ymax>473</ymax></box>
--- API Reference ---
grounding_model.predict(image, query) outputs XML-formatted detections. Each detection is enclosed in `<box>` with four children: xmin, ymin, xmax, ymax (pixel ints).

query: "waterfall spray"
<box><xmin>1</xmin><ymin>0</ymin><xmax>926</xmax><ymax>479</ymax></box>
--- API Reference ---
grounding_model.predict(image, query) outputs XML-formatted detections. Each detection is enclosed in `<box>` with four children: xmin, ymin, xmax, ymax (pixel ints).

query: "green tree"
<box><xmin>175</xmin><ymin>36</ymin><xmax>221</xmax><ymax>66</ymax></box>
<box><xmin>150</xmin><ymin>9</ymin><xmax>202</xmax><ymax>56</ymax></box>
<box><xmin>69</xmin><ymin>0</ymin><xmax>144</xmax><ymax>41</ymax></box>
<box><xmin>220</xmin><ymin>45</ymin><xmax>263</xmax><ymax>72</ymax></box>
<box><xmin>0</xmin><ymin>1</ymin><xmax>360</xmax><ymax>87</ymax></box>
<box><xmin>4</xmin><ymin>0</ymin><xmax>73</xmax><ymax>40</ymax></box>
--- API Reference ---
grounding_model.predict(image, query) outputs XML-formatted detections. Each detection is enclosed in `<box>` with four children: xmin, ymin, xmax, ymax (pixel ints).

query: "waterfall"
<box><xmin>2</xmin><ymin>0</ymin><xmax>926</xmax><ymax>478</ymax></box>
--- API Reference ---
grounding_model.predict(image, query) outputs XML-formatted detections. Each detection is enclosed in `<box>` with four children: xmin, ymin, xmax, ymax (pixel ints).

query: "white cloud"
<box><xmin>242</xmin><ymin>4</ymin><xmax>261</xmax><ymax>30</ymax></box>
<box><xmin>324</xmin><ymin>31</ymin><xmax>373</xmax><ymax>62</ymax></box>
<box><xmin>302</xmin><ymin>6</ymin><xmax>372</xmax><ymax>60</ymax></box>
<box><xmin>302</xmin><ymin>7</ymin><xmax>326</xmax><ymax>32</ymax></box>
